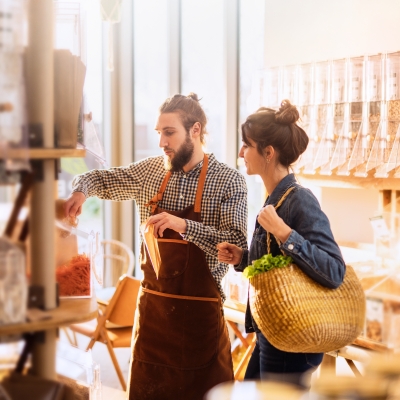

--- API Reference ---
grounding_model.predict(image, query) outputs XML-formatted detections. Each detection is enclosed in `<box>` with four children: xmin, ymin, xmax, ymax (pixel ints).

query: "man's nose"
<box><xmin>159</xmin><ymin>134</ymin><xmax>168</xmax><ymax>148</ymax></box>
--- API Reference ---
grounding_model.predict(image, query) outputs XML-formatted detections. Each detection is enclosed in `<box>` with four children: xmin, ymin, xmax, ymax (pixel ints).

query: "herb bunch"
<box><xmin>243</xmin><ymin>254</ymin><xmax>293</xmax><ymax>279</ymax></box>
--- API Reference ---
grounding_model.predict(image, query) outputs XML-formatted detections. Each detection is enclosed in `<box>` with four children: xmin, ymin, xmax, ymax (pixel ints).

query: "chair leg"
<box><xmin>100</xmin><ymin>330</ymin><xmax>127</xmax><ymax>391</ymax></box>
<box><xmin>63</xmin><ymin>327</ymin><xmax>77</xmax><ymax>347</ymax></box>
<box><xmin>234</xmin><ymin>334</ymin><xmax>256</xmax><ymax>380</ymax></box>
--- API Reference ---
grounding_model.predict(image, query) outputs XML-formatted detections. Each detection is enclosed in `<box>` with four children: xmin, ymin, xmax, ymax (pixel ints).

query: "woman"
<box><xmin>218</xmin><ymin>100</ymin><xmax>345</xmax><ymax>387</ymax></box>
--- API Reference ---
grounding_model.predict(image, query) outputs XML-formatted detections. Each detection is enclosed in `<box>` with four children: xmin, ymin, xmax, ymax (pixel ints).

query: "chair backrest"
<box><xmin>104</xmin><ymin>274</ymin><xmax>140</xmax><ymax>328</ymax></box>
<box><xmin>101</xmin><ymin>239</ymin><xmax>135</xmax><ymax>287</ymax></box>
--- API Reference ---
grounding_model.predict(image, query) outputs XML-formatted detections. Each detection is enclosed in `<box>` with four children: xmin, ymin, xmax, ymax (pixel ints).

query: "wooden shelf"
<box><xmin>0</xmin><ymin>296</ymin><xmax>97</xmax><ymax>336</ymax></box>
<box><xmin>0</xmin><ymin>148</ymin><xmax>86</xmax><ymax>160</ymax></box>
<box><xmin>298</xmin><ymin>171</ymin><xmax>400</xmax><ymax>190</ymax></box>
<box><xmin>353</xmin><ymin>336</ymin><xmax>393</xmax><ymax>352</ymax></box>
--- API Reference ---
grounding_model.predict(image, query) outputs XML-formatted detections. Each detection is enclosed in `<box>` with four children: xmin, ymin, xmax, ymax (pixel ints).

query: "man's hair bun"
<box><xmin>275</xmin><ymin>99</ymin><xmax>299</xmax><ymax>125</ymax></box>
<box><xmin>187</xmin><ymin>92</ymin><xmax>199</xmax><ymax>102</ymax></box>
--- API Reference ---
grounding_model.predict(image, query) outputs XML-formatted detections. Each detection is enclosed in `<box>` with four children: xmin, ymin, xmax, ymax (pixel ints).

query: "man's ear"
<box><xmin>191</xmin><ymin>122</ymin><xmax>201</xmax><ymax>138</ymax></box>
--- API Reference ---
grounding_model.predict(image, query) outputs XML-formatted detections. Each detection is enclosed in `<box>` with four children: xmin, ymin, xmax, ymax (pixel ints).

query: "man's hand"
<box><xmin>64</xmin><ymin>192</ymin><xmax>86</xmax><ymax>218</ymax></box>
<box><xmin>257</xmin><ymin>205</ymin><xmax>292</xmax><ymax>243</ymax></box>
<box><xmin>146</xmin><ymin>212</ymin><xmax>187</xmax><ymax>238</ymax></box>
<box><xmin>217</xmin><ymin>242</ymin><xmax>243</xmax><ymax>265</ymax></box>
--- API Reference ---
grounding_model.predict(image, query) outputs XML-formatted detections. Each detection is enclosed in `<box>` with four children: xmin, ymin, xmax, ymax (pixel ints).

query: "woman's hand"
<box><xmin>257</xmin><ymin>205</ymin><xmax>292</xmax><ymax>243</ymax></box>
<box><xmin>217</xmin><ymin>242</ymin><xmax>243</xmax><ymax>265</ymax></box>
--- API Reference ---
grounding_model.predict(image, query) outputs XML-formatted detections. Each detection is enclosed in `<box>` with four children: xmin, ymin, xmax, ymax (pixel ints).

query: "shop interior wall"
<box><xmin>264</xmin><ymin>0</ymin><xmax>400</xmax><ymax>244</ymax></box>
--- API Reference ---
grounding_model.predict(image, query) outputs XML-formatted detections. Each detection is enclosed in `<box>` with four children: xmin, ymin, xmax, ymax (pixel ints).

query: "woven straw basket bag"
<box><xmin>249</xmin><ymin>187</ymin><xmax>366</xmax><ymax>353</ymax></box>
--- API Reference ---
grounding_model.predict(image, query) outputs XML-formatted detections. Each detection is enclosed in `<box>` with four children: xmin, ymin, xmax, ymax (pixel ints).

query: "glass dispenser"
<box><xmin>303</xmin><ymin>60</ymin><xmax>331</xmax><ymax>174</ymax></box>
<box><xmin>55</xmin><ymin>199</ymin><xmax>102</xmax><ymax>298</ymax></box>
<box><xmin>0</xmin><ymin>0</ymin><xmax>29</xmax><ymax>172</ymax></box>
<box><xmin>317</xmin><ymin>59</ymin><xmax>348</xmax><ymax>174</ymax></box>
<box><xmin>373</xmin><ymin>51</ymin><xmax>400</xmax><ymax>177</ymax></box>
<box><xmin>54</xmin><ymin>1</ymin><xmax>87</xmax><ymax>148</ymax></box>
<box><xmin>262</xmin><ymin>66</ymin><xmax>281</xmax><ymax>109</ymax></box>
<box><xmin>281</xmin><ymin>64</ymin><xmax>298</xmax><ymax>105</ymax></box>
<box><xmin>294</xmin><ymin>63</ymin><xmax>317</xmax><ymax>173</ymax></box>
<box><xmin>348</xmin><ymin>54</ymin><xmax>383</xmax><ymax>177</ymax></box>
<box><xmin>0</xmin><ymin>237</ymin><xmax>27</xmax><ymax>325</ymax></box>
<box><xmin>335</xmin><ymin>56</ymin><xmax>365</xmax><ymax>175</ymax></box>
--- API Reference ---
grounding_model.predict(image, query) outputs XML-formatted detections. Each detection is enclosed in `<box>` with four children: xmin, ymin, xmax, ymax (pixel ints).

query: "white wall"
<box><xmin>263</xmin><ymin>0</ymin><xmax>400</xmax><ymax>244</ymax></box>
<box><xmin>264</xmin><ymin>0</ymin><xmax>400</xmax><ymax>68</ymax></box>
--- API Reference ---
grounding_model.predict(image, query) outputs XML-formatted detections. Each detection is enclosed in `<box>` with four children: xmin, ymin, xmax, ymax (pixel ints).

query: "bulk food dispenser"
<box><xmin>350</xmin><ymin>54</ymin><xmax>383</xmax><ymax>177</ymax></box>
<box><xmin>294</xmin><ymin>63</ymin><xmax>317</xmax><ymax>173</ymax></box>
<box><xmin>372</xmin><ymin>51</ymin><xmax>400</xmax><ymax>177</ymax></box>
<box><xmin>317</xmin><ymin>58</ymin><xmax>347</xmax><ymax>175</ymax></box>
<box><xmin>262</xmin><ymin>66</ymin><xmax>281</xmax><ymax>109</ymax></box>
<box><xmin>0</xmin><ymin>0</ymin><xmax>29</xmax><ymax>172</ymax></box>
<box><xmin>55</xmin><ymin>200</ymin><xmax>102</xmax><ymax>298</ymax></box>
<box><xmin>303</xmin><ymin>60</ymin><xmax>331</xmax><ymax>174</ymax></box>
<box><xmin>335</xmin><ymin>56</ymin><xmax>365</xmax><ymax>175</ymax></box>
<box><xmin>53</xmin><ymin>1</ymin><xmax>86</xmax><ymax>149</ymax></box>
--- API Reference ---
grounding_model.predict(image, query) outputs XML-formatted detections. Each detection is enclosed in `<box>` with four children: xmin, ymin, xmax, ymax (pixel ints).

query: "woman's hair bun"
<box><xmin>187</xmin><ymin>92</ymin><xmax>199</xmax><ymax>102</ymax></box>
<box><xmin>275</xmin><ymin>99</ymin><xmax>299</xmax><ymax>125</ymax></box>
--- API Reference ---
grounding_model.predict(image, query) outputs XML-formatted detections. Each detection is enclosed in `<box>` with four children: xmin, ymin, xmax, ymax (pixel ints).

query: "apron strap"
<box><xmin>194</xmin><ymin>153</ymin><xmax>208</xmax><ymax>213</ymax></box>
<box><xmin>145</xmin><ymin>171</ymin><xmax>172</xmax><ymax>214</ymax></box>
<box><xmin>145</xmin><ymin>154</ymin><xmax>209</xmax><ymax>214</ymax></box>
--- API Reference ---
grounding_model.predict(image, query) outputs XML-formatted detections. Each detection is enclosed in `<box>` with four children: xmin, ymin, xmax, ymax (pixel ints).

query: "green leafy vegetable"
<box><xmin>243</xmin><ymin>254</ymin><xmax>293</xmax><ymax>279</ymax></box>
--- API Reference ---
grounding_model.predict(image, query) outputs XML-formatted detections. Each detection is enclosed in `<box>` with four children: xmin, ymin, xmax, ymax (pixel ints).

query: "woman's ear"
<box><xmin>191</xmin><ymin>122</ymin><xmax>201</xmax><ymax>138</ymax></box>
<box><xmin>264</xmin><ymin>145</ymin><xmax>275</xmax><ymax>160</ymax></box>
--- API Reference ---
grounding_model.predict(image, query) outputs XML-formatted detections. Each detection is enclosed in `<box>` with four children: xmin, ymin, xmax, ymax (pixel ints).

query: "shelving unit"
<box><xmin>0</xmin><ymin>297</ymin><xmax>97</xmax><ymax>337</ymax></box>
<box><xmin>0</xmin><ymin>148</ymin><xmax>86</xmax><ymax>160</ymax></box>
<box><xmin>0</xmin><ymin>0</ymin><xmax>96</xmax><ymax>385</ymax></box>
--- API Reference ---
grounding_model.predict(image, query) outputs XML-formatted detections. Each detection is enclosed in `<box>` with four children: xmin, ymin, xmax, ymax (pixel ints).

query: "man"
<box><xmin>64</xmin><ymin>93</ymin><xmax>248</xmax><ymax>400</ymax></box>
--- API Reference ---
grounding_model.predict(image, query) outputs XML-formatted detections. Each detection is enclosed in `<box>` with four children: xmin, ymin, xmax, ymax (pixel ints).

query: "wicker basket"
<box><xmin>249</xmin><ymin>262</ymin><xmax>366</xmax><ymax>353</ymax></box>
<box><xmin>249</xmin><ymin>185</ymin><xmax>366</xmax><ymax>353</ymax></box>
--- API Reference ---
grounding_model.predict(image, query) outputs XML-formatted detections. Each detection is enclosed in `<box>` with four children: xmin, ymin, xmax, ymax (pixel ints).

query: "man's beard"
<box><xmin>164</xmin><ymin>134</ymin><xmax>194</xmax><ymax>172</ymax></box>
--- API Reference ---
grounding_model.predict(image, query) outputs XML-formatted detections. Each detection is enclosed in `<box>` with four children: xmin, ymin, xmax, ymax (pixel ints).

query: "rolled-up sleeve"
<box><xmin>72</xmin><ymin>158</ymin><xmax>151</xmax><ymax>201</ymax></box>
<box><xmin>280</xmin><ymin>190</ymin><xmax>345</xmax><ymax>289</ymax></box>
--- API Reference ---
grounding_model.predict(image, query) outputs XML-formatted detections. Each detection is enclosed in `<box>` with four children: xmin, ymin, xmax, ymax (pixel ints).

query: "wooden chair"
<box><xmin>224</xmin><ymin>303</ymin><xmax>256</xmax><ymax>380</ymax></box>
<box><xmin>101</xmin><ymin>239</ymin><xmax>135</xmax><ymax>287</ymax></box>
<box><xmin>68</xmin><ymin>274</ymin><xmax>140</xmax><ymax>391</ymax></box>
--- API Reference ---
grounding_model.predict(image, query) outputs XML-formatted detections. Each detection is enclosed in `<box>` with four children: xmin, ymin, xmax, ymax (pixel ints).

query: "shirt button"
<box><xmin>183</xmin><ymin>175</ymin><xmax>186</xmax><ymax>179</ymax></box>
<box><xmin>288</xmin><ymin>244</ymin><xmax>294</xmax><ymax>250</ymax></box>
<box><xmin>180</xmin><ymin>195</ymin><xmax>184</xmax><ymax>199</ymax></box>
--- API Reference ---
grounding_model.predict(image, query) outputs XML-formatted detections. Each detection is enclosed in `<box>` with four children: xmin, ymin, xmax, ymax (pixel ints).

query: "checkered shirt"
<box><xmin>72</xmin><ymin>153</ymin><xmax>248</xmax><ymax>301</ymax></box>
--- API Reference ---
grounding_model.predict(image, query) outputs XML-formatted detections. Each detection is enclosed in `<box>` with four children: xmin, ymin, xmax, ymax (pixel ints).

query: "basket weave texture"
<box><xmin>249</xmin><ymin>263</ymin><xmax>366</xmax><ymax>353</ymax></box>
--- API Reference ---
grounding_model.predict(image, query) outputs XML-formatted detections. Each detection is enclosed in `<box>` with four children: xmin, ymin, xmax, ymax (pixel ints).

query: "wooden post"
<box><xmin>26</xmin><ymin>0</ymin><xmax>57</xmax><ymax>379</ymax></box>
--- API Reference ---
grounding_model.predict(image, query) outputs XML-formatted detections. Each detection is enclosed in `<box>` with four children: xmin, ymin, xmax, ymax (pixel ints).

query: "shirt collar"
<box><xmin>177</xmin><ymin>153</ymin><xmax>215</xmax><ymax>177</ymax></box>
<box><xmin>266</xmin><ymin>173</ymin><xmax>297</xmax><ymax>206</ymax></box>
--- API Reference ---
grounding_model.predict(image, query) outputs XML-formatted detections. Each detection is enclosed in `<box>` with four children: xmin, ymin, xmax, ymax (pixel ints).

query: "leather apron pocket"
<box><xmin>157</xmin><ymin>239</ymin><xmax>190</xmax><ymax>278</ymax></box>
<box><xmin>135</xmin><ymin>289</ymin><xmax>220</xmax><ymax>370</ymax></box>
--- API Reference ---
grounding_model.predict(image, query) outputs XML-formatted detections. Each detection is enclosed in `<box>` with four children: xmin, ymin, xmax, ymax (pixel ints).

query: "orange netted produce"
<box><xmin>56</xmin><ymin>254</ymin><xmax>91</xmax><ymax>297</ymax></box>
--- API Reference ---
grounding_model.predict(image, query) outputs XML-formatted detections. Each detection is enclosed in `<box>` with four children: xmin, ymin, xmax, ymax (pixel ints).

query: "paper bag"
<box><xmin>140</xmin><ymin>222</ymin><xmax>161</xmax><ymax>278</ymax></box>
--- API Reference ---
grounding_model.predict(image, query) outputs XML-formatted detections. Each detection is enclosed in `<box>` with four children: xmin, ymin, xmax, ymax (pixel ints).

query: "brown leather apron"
<box><xmin>127</xmin><ymin>154</ymin><xmax>233</xmax><ymax>400</ymax></box>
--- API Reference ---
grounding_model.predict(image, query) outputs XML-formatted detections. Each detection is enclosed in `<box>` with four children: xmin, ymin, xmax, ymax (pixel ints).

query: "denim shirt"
<box><xmin>235</xmin><ymin>173</ymin><xmax>346</xmax><ymax>333</ymax></box>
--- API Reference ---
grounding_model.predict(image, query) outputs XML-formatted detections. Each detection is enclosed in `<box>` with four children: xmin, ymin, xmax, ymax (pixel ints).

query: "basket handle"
<box><xmin>266</xmin><ymin>186</ymin><xmax>296</xmax><ymax>254</ymax></box>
